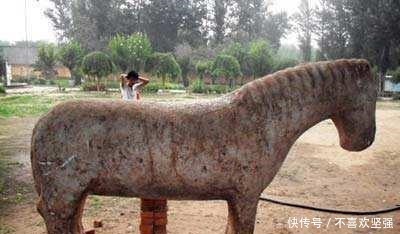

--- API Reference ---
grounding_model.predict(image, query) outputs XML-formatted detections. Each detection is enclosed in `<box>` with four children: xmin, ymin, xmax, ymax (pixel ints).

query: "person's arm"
<box><xmin>132</xmin><ymin>76</ymin><xmax>149</xmax><ymax>91</ymax></box>
<box><xmin>120</xmin><ymin>74</ymin><xmax>127</xmax><ymax>87</ymax></box>
<box><xmin>138</xmin><ymin>76</ymin><xmax>149</xmax><ymax>86</ymax></box>
<box><xmin>120</xmin><ymin>74</ymin><xmax>126</xmax><ymax>99</ymax></box>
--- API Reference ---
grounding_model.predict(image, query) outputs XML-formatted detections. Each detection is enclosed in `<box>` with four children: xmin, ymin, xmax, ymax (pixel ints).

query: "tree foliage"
<box><xmin>146</xmin><ymin>53</ymin><xmax>181</xmax><ymax>87</ymax></box>
<box><xmin>249</xmin><ymin>40</ymin><xmax>274</xmax><ymax>78</ymax></box>
<box><xmin>81</xmin><ymin>51</ymin><xmax>114</xmax><ymax>91</ymax></box>
<box><xmin>293</xmin><ymin>0</ymin><xmax>315</xmax><ymax>62</ymax></box>
<box><xmin>34</xmin><ymin>44</ymin><xmax>58</xmax><ymax>79</ymax></box>
<box><xmin>273</xmin><ymin>57</ymin><xmax>299</xmax><ymax>73</ymax></box>
<box><xmin>392</xmin><ymin>67</ymin><xmax>400</xmax><ymax>84</ymax></box>
<box><xmin>212</xmin><ymin>0</ymin><xmax>230</xmax><ymax>45</ymax></box>
<box><xmin>45</xmin><ymin>0</ymin><xmax>289</xmax><ymax>53</ymax></box>
<box><xmin>223</xmin><ymin>42</ymin><xmax>253</xmax><ymax>77</ymax></box>
<box><xmin>211</xmin><ymin>54</ymin><xmax>242</xmax><ymax>88</ymax></box>
<box><xmin>313</xmin><ymin>0</ymin><xmax>400</xmax><ymax>91</ymax></box>
<box><xmin>44</xmin><ymin>0</ymin><xmax>73</xmax><ymax>42</ymax></box>
<box><xmin>58</xmin><ymin>41</ymin><xmax>84</xmax><ymax>85</ymax></box>
<box><xmin>196</xmin><ymin>60</ymin><xmax>213</xmax><ymax>81</ymax></box>
<box><xmin>108</xmin><ymin>33</ymin><xmax>152</xmax><ymax>72</ymax></box>
<box><xmin>174</xmin><ymin>44</ymin><xmax>195</xmax><ymax>87</ymax></box>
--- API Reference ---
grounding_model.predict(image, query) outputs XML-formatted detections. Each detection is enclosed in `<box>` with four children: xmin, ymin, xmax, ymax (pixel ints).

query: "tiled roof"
<box><xmin>1</xmin><ymin>46</ymin><xmax>38</xmax><ymax>65</ymax></box>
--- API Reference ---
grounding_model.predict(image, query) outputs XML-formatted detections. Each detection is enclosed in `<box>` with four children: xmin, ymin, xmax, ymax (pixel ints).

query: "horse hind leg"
<box><xmin>37</xmin><ymin>189</ymin><xmax>88</xmax><ymax>234</ymax></box>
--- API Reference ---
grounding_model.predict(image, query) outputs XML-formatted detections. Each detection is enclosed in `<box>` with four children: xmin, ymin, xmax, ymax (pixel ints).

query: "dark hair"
<box><xmin>126</xmin><ymin>70</ymin><xmax>139</xmax><ymax>81</ymax></box>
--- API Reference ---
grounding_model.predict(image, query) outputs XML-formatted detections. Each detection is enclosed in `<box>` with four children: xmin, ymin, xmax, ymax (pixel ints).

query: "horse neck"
<box><xmin>233</xmin><ymin>60</ymin><xmax>365</xmax><ymax>156</ymax></box>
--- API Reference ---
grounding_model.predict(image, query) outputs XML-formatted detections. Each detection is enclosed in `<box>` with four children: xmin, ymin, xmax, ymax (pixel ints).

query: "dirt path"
<box><xmin>0</xmin><ymin>103</ymin><xmax>399</xmax><ymax>234</ymax></box>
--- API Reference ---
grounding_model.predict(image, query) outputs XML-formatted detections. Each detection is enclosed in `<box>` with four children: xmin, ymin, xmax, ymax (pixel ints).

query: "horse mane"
<box><xmin>233</xmin><ymin>59</ymin><xmax>374</xmax><ymax>107</ymax></box>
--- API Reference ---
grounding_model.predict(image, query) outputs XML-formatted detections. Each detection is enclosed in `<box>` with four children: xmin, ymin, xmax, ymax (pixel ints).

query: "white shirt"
<box><xmin>121</xmin><ymin>82</ymin><xmax>143</xmax><ymax>101</ymax></box>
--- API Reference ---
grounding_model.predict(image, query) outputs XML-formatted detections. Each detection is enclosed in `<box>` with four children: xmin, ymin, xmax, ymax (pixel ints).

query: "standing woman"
<box><xmin>120</xmin><ymin>71</ymin><xmax>168</xmax><ymax>234</ymax></box>
<box><xmin>120</xmin><ymin>70</ymin><xmax>149</xmax><ymax>101</ymax></box>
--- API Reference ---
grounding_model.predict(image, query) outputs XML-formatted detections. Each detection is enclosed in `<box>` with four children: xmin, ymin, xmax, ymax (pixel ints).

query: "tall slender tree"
<box><xmin>178</xmin><ymin>0</ymin><xmax>208</xmax><ymax>47</ymax></box>
<box><xmin>45</xmin><ymin>0</ymin><xmax>73</xmax><ymax>42</ymax></box>
<box><xmin>293</xmin><ymin>0</ymin><xmax>315</xmax><ymax>62</ymax></box>
<box><xmin>230</xmin><ymin>0</ymin><xmax>266</xmax><ymax>41</ymax></box>
<box><xmin>213</xmin><ymin>0</ymin><xmax>230</xmax><ymax>44</ymax></box>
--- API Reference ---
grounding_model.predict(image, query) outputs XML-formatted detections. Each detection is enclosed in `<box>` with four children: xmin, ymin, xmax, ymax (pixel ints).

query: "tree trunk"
<box><xmin>96</xmin><ymin>77</ymin><xmax>100</xmax><ymax>92</ymax></box>
<box><xmin>162</xmin><ymin>75</ymin><xmax>166</xmax><ymax>89</ymax></box>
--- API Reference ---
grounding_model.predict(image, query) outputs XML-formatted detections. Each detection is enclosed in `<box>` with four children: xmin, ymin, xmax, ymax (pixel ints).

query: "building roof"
<box><xmin>1</xmin><ymin>46</ymin><xmax>38</xmax><ymax>65</ymax></box>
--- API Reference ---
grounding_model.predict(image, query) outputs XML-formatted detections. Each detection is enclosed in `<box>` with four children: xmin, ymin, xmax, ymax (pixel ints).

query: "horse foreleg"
<box><xmin>225</xmin><ymin>196</ymin><xmax>259</xmax><ymax>234</ymax></box>
<box><xmin>37</xmin><ymin>191</ymin><xmax>87</xmax><ymax>234</ymax></box>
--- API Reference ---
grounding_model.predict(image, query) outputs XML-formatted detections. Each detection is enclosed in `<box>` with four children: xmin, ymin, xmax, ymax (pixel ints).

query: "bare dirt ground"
<box><xmin>0</xmin><ymin>101</ymin><xmax>399</xmax><ymax>234</ymax></box>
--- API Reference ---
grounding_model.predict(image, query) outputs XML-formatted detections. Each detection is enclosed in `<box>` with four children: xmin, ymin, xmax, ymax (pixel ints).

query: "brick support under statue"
<box><xmin>140</xmin><ymin>199</ymin><xmax>168</xmax><ymax>234</ymax></box>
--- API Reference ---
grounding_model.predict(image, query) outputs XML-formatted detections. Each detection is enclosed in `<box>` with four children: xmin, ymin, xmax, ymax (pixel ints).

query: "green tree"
<box><xmin>45</xmin><ymin>0</ymin><xmax>73</xmax><ymax>41</ymax></box>
<box><xmin>212</xmin><ymin>0</ymin><xmax>230</xmax><ymax>45</ymax></box>
<box><xmin>34</xmin><ymin>44</ymin><xmax>58</xmax><ymax>79</ymax></box>
<box><xmin>211</xmin><ymin>54</ymin><xmax>242</xmax><ymax>88</ymax></box>
<box><xmin>230</xmin><ymin>0</ymin><xmax>265</xmax><ymax>41</ymax></box>
<box><xmin>142</xmin><ymin>0</ymin><xmax>186</xmax><ymax>52</ymax></box>
<box><xmin>58</xmin><ymin>41</ymin><xmax>84</xmax><ymax>85</ymax></box>
<box><xmin>314</xmin><ymin>0</ymin><xmax>400</xmax><ymax>92</ymax></box>
<box><xmin>272</xmin><ymin>57</ymin><xmax>299</xmax><ymax>73</ymax></box>
<box><xmin>81</xmin><ymin>51</ymin><xmax>114</xmax><ymax>91</ymax></box>
<box><xmin>262</xmin><ymin>11</ymin><xmax>290</xmax><ymax>50</ymax></box>
<box><xmin>196</xmin><ymin>60</ymin><xmax>213</xmax><ymax>81</ymax></box>
<box><xmin>178</xmin><ymin>0</ymin><xmax>208</xmax><ymax>47</ymax></box>
<box><xmin>223</xmin><ymin>42</ymin><xmax>253</xmax><ymax>78</ymax></box>
<box><xmin>175</xmin><ymin>43</ymin><xmax>195</xmax><ymax>87</ymax></box>
<box><xmin>315</xmin><ymin>0</ymin><xmax>350</xmax><ymax>60</ymax></box>
<box><xmin>293</xmin><ymin>0</ymin><xmax>316</xmax><ymax>62</ymax></box>
<box><xmin>147</xmin><ymin>53</ymin><xmax>181</xmax><ymax>88</ymax></box>
<box><xmin>176</xmin><ymin>57</ymin><xmax>193</xmax><ymax>88</ymax></box>
<box><xmin>108</xmin><ymin>33</ymin><xmax>153</xmax><ymax>72</ymax></box>
<box><xmin>249</xmin><ymin>40</ymin><xmax>274</xmax><ymax>78</ymax></box>
<box><xmin>392</xmin><ymin>67</ymin><xmax>400</xmax><ymax>84</ymax></box>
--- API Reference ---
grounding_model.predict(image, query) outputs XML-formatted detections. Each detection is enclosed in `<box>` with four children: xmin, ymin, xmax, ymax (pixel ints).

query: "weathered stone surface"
<box><xmin>31</xmin><ymin>59</ymin><xmax>377</xmax><ymax>234</ymax></box>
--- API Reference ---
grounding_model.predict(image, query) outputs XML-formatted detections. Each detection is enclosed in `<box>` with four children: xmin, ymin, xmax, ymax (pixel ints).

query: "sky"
<box><xmin>0</xmin><ymin>0</ymin><xmax>316</xmax><ymax>46</ymax></box>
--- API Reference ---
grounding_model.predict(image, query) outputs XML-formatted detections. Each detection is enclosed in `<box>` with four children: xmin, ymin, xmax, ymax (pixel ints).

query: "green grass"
<box><xmin>0</xmin><ymin>89</ymin><xmax>229</xmax><ymax>119</ymax></box>
<box><xmin>0</xmin><ymin>93</ymin><xmax>118</xmax><ymax>118</ymax></box>
<box><xmin>0</xmin><ymin>95</ymin><xmax>56</xmax><ymax>118</ymax></box>
<box><xmin>54</xmin><ymin>79</ymin><xmax>69</xmax><ymax>87</ymax></box>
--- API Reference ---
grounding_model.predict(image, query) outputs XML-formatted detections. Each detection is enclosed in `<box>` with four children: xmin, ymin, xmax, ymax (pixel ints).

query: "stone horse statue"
<box><xmin>31</xmin><ymin>59</ymin><xmax>377</xmax><ymax>234</ymax></box>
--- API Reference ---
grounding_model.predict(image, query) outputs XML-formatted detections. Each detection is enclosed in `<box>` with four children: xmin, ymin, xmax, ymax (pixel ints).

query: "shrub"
<box><xmin>0</xmin><ymin>85</ymin><xmax>5</xmax><ymax>94</ymax></box>
<box><xmin>392</xmin><ymin>67</ymin><xmax>400</xmax><ymax>84</ymax></box>
<box><xmin>145</xmin><ymin>53</ymin><xmax>181</xmax><ymax>87</ymax></box>
<box><xmin>33</xmin><ymin>78</ymin><xmax>47</xmax><ymax>85</ymax></box>
<box><xmin>176</xmin><ymin>57</ymin><xmax>193</xmax><ymax>87</ymax></box>
<box><xmin>273</xmin><ymin>57</ymin><xmax>299</xmax><ymax>72</ymax></box>
<box><xmin>143</xmin><ymin>82</ymin><xmax>185</xmax><ymax>93</ymax></box>
<box><xmin>47</xmin><ymin>80</ymin><xmax>56</xmax><ymax>85</ymax></box>
<box><xmin>12</xmin><ymin>75</ymin><xmax>38</xmax><ymax>84</ymax></box>
<box><xmin>82</xmin><ymin>82</ymin><xmax>106</xmax><ymax>92</ymax></box>
<box><xmin>191</xmin><ymin>79</ymin><xmax>207</xmax><ymax>93</ymax></box>
<box><xmin>196</xmin><ymin>60</ymin><xmax>213</xmax><ymax>81</ymax></box>
<box><xmin>223</xmin><ymin>42</ymin><xmax>254</xmax><ymax>78</ymax></box>
<box><xmin>54</xmin><ymin>79</ymin><xmax>70</xmax><ymax>87</ymax></box>
<box><xmin>208</xmin><ymin>85</ymin><xmax>229</xmax><ymax>94</ymax></box>
<box><xmin>82</xmin><ymin>51</ymin><xmax>114</xmax><ymax>91</ymax></box>
<box><xmin>249</xmin><ymin>40</ymin><xmax>274</xmax><ymax>78</ymax></box>
<box><xmin>211</xmin><ymin>54</ymin><xmax>242</xmax><ymax>88</ymax></box>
